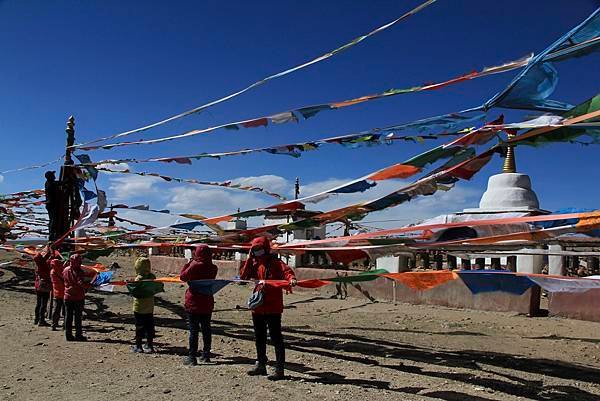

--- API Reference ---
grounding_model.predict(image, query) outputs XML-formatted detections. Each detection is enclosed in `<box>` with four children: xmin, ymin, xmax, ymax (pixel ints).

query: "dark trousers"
<box><xmin>252</xmin><ymin>313</ymin><xmax>285</xmax><ymax>366</ymax></box>
<box><xmin>52</xmin><ymin>298</ymin><xmax>64</xmax><ymax>327</ymax></box>
<box><xmin>46</xmin><ymin>205</ymin><xmax>58</xmax><ymax>241</ymax></box>
<box><xmin>188</xmin><ymin>313</ymin><xmax>212</xmax><ymax>358</ymax></box>
<box><xmin>34</xmin><ymin>291</ymin><xmax>50</xmax><ymax>323</ymax></box>
<box><xmin>134</xmin><ymin>313</ymin><xmax>155</xmax><ymax>344</ymax></box>
<box><xmin>65</xmin><ymin>300</ymin><xmax>84</xmax><ymax>338</ymax></box>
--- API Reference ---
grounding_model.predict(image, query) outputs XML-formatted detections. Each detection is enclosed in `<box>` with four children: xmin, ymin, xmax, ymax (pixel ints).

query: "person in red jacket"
<box><xmin>32</xmin><ymin>247</ymin><xmax>54</xmax><ymax>327</ymax></box>
<box><xmin>50</xmin><ymin>258</ymin><xmax>66</xmax><ymax>330</ymax></box>
<box><xmin>239</xmin><ymin>236</ymin><xmax>296</xmax><ymax>381</ymax></box>
<box><xmin>63</xmin><ymin>254</ymin><xmax>91</xmax><ymax>341</ymax></box>
<box><xmin>179</xmin><ymin>245</ymin><xmax>218</xmax><ymax>365</ymax></box>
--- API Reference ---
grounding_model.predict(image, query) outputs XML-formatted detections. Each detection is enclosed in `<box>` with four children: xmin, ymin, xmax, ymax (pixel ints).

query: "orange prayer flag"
<box><xmin>202</xmin><ymin>215</ymin><xmax>233</xmax><ymax>225</ymax></box>
<box><xmin>368</xmin><ymin>164</ymin><xmax>421</xmax><ymax>181</ymax></box>
<box><xmin>331</xmin><ymin>95</ymin><xmax>374</xmax><ymax>108</ymax></box>
<box><xmin>383</xmin><ymin>270</ymin><xmax>458</xmax><ymax>291</ymax></box>
<box><xmin>154</xmin><ymin>276</ymin><xmax>183</xmax><ymax>283</ymax></box>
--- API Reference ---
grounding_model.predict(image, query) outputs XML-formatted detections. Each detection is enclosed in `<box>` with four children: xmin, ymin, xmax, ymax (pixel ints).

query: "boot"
<box><xmin>66</xmin><ymin>334</ymin><xmax>75</xmax><ymax>342</ymax></box>
<box><xmin>199</xmin><ymin>351</ymin><xmax>211</xmax><ymax>363</ymax></box>
<box><xmin>38</xmin><ymin>320</ymin><xmax>50</xmax><ymax>327</ymax></box>
<box><xmin>247</xmin><ymin>362</ymin><xmax>267</xmax><ymax>376</ymax></box>
<box><xmin>74</xmin><ymin>335</ymin><xmax>87</xmax><ymax>342</ymax></box>
<box><xmin>132</xmin><ymin>337</ymin><xmax>143</xmax><ymax>353</ymax></box>
<box><xmin>183</xmin><ymin>356</ymin><xmax>197</xmax><ymax>366</ymax></box>
<box><xmin>143</xmin><ymin>342</ymin><xmax>155</xmax><ymax>354</ymax></box>
<box><xmin>267</xmin><ymin>364</ymin><xmax>285</xmax><ymax>381</ymax></box>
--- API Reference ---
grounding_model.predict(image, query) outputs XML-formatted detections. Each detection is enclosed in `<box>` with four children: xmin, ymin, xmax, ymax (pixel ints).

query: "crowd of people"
<box><xmin>32</xmin><ymin>236</ymin><xmax>297</xmax><ymax>381</ymax></box>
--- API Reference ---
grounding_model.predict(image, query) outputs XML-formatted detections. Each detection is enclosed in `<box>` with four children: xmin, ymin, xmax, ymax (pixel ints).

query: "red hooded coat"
<box><xmin>50</xmin><ymin>259</ymin><xmax>66</xmax><ymax>299</ymax></box>
<box><xmin>239</xmin><ymin>237</ymin><xmax>296</xmax><ymax>315</ymax></box>
<box><xmin>63</xmin><ymin>254</ymin><xmax>90</xmax><ymax>302</ymax></box>
<box><xmin>33</xmin><ymin>251</ymin><xmax>52</xmax><ymax>293</ymax></box>
<box><xmin>180</xmin><ymin>245</ymin><xmax>219</xmax><ymax>315</ymax></box>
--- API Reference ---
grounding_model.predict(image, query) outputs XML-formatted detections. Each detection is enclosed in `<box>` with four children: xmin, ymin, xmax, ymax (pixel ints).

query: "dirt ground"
<box><xmin>2</xmin><ymin>255</ymin><xmax>600</xmax><ymax>401</ymax></box>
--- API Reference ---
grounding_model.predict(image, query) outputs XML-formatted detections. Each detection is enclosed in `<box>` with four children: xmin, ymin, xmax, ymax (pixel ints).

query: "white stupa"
<box><xmin>463</xmin><ymin>142</ymin><xmax>546</xmax><ymax>215</ymax></box>
<box><xmin>460</xmin><ymin>140</ymin><xmax>547</xmax><ymax>273</ymax></box>
<box><xmin>464</xmin><ymin>173</ymin><xmax>543</xmax><ymax>213</ymax></box>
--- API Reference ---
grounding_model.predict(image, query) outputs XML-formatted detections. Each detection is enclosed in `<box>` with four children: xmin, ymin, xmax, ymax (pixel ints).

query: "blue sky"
<box><xmin>0</xmin><ymin>0</ymin><xmax>599</xmax><ymax>228</ymax></box>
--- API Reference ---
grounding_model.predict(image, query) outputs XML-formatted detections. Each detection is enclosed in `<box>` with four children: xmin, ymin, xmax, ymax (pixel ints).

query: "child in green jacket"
<box><xmin>129</xmin><ymin>257</ymin><xmax>163</xmax><ymax>353</ymax></box>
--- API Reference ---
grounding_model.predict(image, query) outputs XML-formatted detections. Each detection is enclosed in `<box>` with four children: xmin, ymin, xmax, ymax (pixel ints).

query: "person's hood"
<box><xmin>250</xmin><ymin>236</ymin><xmax>271</xmax><ymax>256</ymax></box>
<box><xmin>192</xmin><ymin>245</ymin><xmax>212</xmax><ymax>263</ymax></box>
<box><xmin>69</xmin><ymin>254</ymin><xmax>82</xmax><ymax>272</ymax></box>
<box><xmin>50</xmin><ymin>259</ymin><xmax>64</xmax><ymax>273</ymax></box>
<box><xmin>134</xmin><ymin>257</ymin><xmax>151</xmax><ymax>276</ymax></box>
<box><xmin>33</xmin><ymin>252</ymin><xmax>45</xmax><ymax>264</ymax></box>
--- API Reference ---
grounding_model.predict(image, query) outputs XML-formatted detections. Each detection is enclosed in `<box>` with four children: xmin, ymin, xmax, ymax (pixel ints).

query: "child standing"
<box><xmin>32</xmin><ymin>247</ymin><xmax>54</xmax><ymax>327</ymax></box>
<box><xmin>63</xmin><ymin>254</ymin><xmax>91</xmax><ymax>341</ymax></box>
<box><xmin>129</xmin><ymin>257</ymin><xmax>163</xmax><ymax>353</ymax></box>
<box><xmin>240</xmin><ymin>236</ymin><xmax>297</xmax><ymax>381</ymax></box>
<box><xmin>179</xmin><ymin>245</ymin><xmax>218</xmax><ymax>365</ymax></box>
<box><xmin>50</xmin><ymin>258</ymin><xmax>66</xmax><ymax>330</ymax></box>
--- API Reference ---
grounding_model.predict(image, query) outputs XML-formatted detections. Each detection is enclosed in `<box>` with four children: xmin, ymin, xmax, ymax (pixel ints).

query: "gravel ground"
<box><xmin>1</xmin><ymin>256</ymin><xmax>600</xmax><ymax>401</ymax></box>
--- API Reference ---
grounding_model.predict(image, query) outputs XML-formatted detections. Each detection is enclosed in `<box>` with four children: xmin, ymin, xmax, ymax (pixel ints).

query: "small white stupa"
<box><xmin>464</xmin><ymin>141</ymin><xmax>544</xmax><ymax>214</ymax></box>
<box><xmin>460</xmin><ymin>138</ymin><xmax>547</xmax><ymax>273</ymax></box>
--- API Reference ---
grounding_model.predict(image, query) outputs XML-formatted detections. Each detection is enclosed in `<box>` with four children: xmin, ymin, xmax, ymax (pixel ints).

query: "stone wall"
<box><xmin>548</xmin><ymin>290</ymin><xmax>600</xmax><ymax>322</ymax></box>
<box><xmin>109</xmin><ymin>256</ymin><xmax>535</xmax><ymax>315</ymax></box>
<box><xmin>293</xmin><ymin>267</ymin><xmax>535</xmax><ymax>314</ymax></box>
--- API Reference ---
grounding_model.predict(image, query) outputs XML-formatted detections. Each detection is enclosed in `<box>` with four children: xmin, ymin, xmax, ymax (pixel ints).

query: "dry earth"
<box><xmin>1</xmin><ymin>255</ymin><xmax>600</xmax><ymax>401</ymax></box>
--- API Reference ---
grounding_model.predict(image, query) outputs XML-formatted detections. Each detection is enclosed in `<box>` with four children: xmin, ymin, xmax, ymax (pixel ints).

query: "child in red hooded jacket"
<box><xmin>50</xmin><ymin>258</ymin><xmax>66</xmax><ymax>330</ymax></box>
<box><xmin>63</xmin><ymin>254</ymin><xmax>91</xmax><ymax>341</ymax></box>
<box><xmin>239</xmin><ymin>236</ymin><xmax>296</xmax><ymax>381</ymax></box>
<box><xmin>32</xmin><ymin>247</ymin><xmax>54</xmax><ymax>327</ymax></box>
<box><xmin>180</xmin><ymin>245</ymin><xmax>218</xmax><ymax>365</ymax></box>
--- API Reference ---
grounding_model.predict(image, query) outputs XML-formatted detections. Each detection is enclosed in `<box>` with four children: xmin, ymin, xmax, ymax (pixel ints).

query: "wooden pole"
<box><xmin>56</xmin><ymin>116</ymin><xmax>77</xmax><ymax>250</ymax></box>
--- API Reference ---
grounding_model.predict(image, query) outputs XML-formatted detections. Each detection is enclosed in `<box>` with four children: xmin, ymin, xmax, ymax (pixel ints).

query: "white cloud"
<box><xmin>107</xmin><ymin>173</ymin><xmax>163</xmax><ymax>201</ymax></box>
<box><xmin>355</xmin><ymin>184</ymin><xmax>483</xmax><ymax>229</ymax></box>
<box><xmin>102</xmin><ymin>170</ymin><xmax>485</xmax><ymax>231</ymax></box>
<box><xmin>97</xmin><ymin>162</ymin><xmax>130</xmax><ymax>172</ymax></box>
<box><xmin>0</xmin><ymin>174</ymin><xmax>4</xmax><ymax>184</ymax></box>
<box><xmin>165</xmin><ymin>174</ymin><xmax>296</xmax><ymax>216</ymax></box>
<box><xmin>116</xmin><ymin>209</ymin><xmax>195</xmax><ymax>229</ymax></box>
<box><xmin>165</xmin><ymin>186</ymin><xmax>266</xmax><ymax>216</ymax></box>
<box><xmin>301</xmin><ymin>178</ymin><xmax>353</xmax><ymax>197</ymax></box>
<box><xmin>232</xmin><ymin>175</ymin><xmax>292</xmax><ymax>196</ymax></box>
<box><xmin>300</xmin><ymin>178</ymin><xmax>483</xmax><ymax>229</ymax></box>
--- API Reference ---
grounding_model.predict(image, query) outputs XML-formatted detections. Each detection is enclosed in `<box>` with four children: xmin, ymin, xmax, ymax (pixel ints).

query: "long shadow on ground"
<box><xmin>3</xmin><ymin>264</ymin><xmax>600</xmax><ymax>400</ymax></box>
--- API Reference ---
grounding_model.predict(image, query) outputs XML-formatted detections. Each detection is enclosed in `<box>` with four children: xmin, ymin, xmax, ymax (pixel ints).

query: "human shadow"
<box><xmin>341</xmin><ymin>326</ymin><xmax>488</xmax><ymax>337</ymax></box>
<box><xmin>0</xmin><ymin>265</ymin><xmax>36</xmax><ymax>295</ymax></box>
<box><xmin>422</xmin><ymin>390</ymin><xmax>496</xmax><ymax>401</ymax></box>
<box><xmin>136</xmin><ymin>296</ymin><xmax>600</xmax><ymax>397</ymax></box>
<box><xmin>4</xmin><ymin>268</ymin><xmax>600</xmax><ymax>400</ymax></box>
<box><xmin>527</xmin><ymin>334</ymin><xmax>600</xmax><ymax>344</ymax></box>
<box><xmin>287</xmin><ymin>296</ymin><xmax>330</xmax><ymax>306</ymax></box>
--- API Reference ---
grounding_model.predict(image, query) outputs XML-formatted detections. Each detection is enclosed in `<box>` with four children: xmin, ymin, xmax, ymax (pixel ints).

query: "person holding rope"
<box><xmin>63</xmin><ymin>254</ymin><xmax>91</xmax><ymax>341</ymax></box>
<box><xmin>32</xmin><ymin>246</ymin><xmax>55</xmax><ymax>327</ymax></box>
<box><xmin>50</xmin><ymin>258</ymin><xmax>66</xmax><ymax>330</ymax></box>
<box><xmin>180</xmin><ymin>245</ymin><xmax>218</xmax><ymax>366</ymax></box>
<box><xmin>129</xmin><ymin>257</ymin><xmax>163</xmax><ymax>353</ymax></box>
<box><xmin>240</xmin><ymin>236</ymin><xmax>297</xmax><ymax>381</ymax></box>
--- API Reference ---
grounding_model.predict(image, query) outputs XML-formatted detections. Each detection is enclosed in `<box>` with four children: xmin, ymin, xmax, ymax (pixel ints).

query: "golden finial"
<box><xmin>503</xmin><ymin>132</ymin><xmax>516</xmax><ymax>173</ymax></box>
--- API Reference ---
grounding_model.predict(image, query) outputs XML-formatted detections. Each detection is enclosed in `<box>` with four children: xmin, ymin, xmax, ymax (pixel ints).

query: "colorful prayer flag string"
<box><xmin>73</xmin><ymin>0</ymin><xmax>438</xmax><ymax>148</ymax></box>
<box><xmin>71</xmin><ymin>54</ymin><xmax>530</xmax><ymax>152</ymax></box>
